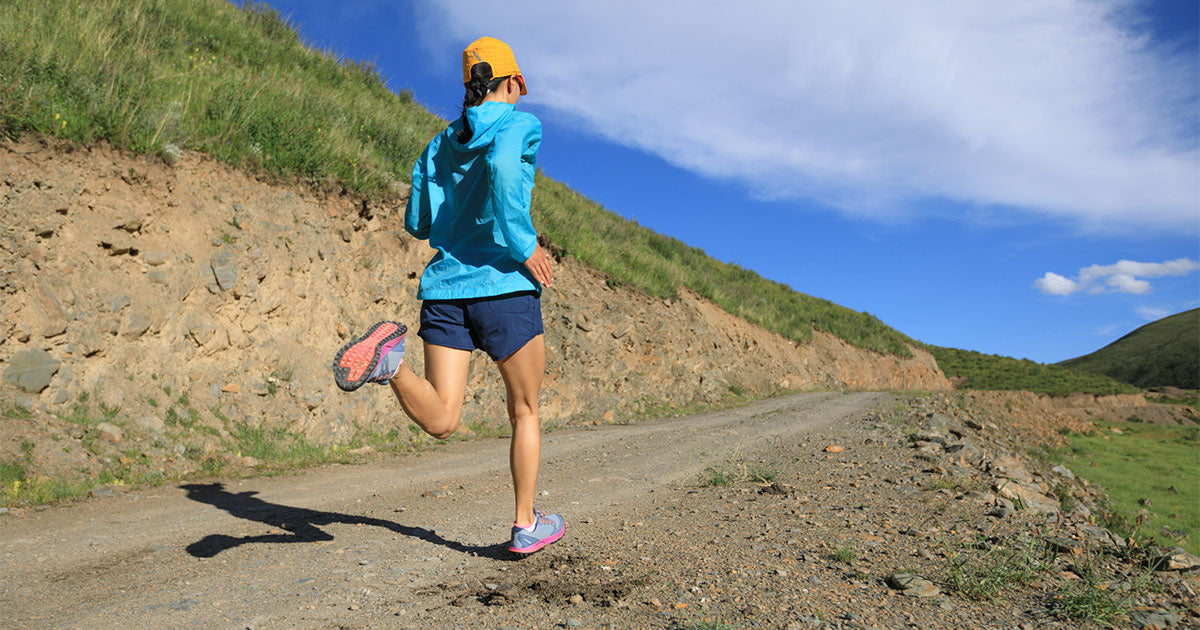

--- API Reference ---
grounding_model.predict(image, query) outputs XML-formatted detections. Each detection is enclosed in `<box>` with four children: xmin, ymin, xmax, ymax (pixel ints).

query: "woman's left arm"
<box><xmin>488</xmin><ymin>115</ymin><xmax>542</xmax><ymax>264</ymax></box>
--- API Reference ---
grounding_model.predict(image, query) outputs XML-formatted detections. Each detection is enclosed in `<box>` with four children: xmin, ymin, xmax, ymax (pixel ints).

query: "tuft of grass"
<box><xmin>0</xmin><ymin>0</ymin><xmax>918</xmax><ymax>358</ymax></box>
<box><xmin>3</xmin><ymin>406</ymin><xmax>33</xmax><ymax>419</ymax></box>
<box><xmin>231</xmin><ymin>424</ymin><xmax>343</xmax><ymax>468</ymax></box>
<box><xmin>832</xmin><ymin>545</ymin><xmax>857</xmax><ymax>564</ymax></box>
<box><xmin>700</xmin><ymin>461</ymin><xmax>778</xmax><ymax>487</ymax></box>
<box><xmin>942</xmin><ymin>536</ymin><xmax>1054</xmax><ymax>601</ymax></box>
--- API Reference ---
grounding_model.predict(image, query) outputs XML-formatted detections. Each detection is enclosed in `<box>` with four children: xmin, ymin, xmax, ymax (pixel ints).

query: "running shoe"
<box><xmin>332</xmin><ymin>321</ymin><xmax>407</xmax><ymax>392</ymax></box>
<box><xmin>508</xmin><ymin>508</ymin><xmax>565</xmax><ymax>554</ymax></box>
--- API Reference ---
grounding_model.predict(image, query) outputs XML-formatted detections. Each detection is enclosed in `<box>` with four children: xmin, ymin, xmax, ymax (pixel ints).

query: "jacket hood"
<box><xmin>453</xmin><ymin>102</ymin><xmax>514</xmax><ymax>152</ymax></box>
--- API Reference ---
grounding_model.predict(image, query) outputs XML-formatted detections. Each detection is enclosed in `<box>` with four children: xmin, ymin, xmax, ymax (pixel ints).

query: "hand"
<box><xmin>523</xmin><ymin>245</ymin><xmax>554</xmax><ymax>288</ymax></box>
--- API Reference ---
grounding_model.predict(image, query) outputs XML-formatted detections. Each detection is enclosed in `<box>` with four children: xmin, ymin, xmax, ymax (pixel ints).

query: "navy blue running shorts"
<box><xmin>418</xmin><ymin>291</ymin><xmax>543</xmax><ymax>361</ymax></box>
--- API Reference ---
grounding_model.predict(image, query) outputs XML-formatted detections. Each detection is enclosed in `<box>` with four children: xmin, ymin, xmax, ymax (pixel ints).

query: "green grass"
<box><xmin>941</xmin><ymin>536</ymin><xmax>1053</xmax><ymax>601</ymax></box>
<box><xmin>700</xmin><ymin>461</ymin><xmax>777</xmax><ymax>487</ymax></box>
<box><xmin>1059</xmin><ymin>308</ymin><xmax>1199</xmax><ymax>390</ymax></box>
<box><xmin>0</xmin><ymin>0</ymin><xmax>917</xmax><ymax>357</ymax></box>
<box><xmin>231</xmin><ymin>424</ymin><xmax>345</xmax><ymax>468</ymax></box>
<box><xmin>927</xmin><ymin>345</ymin><xmax>1141</xmax><ymax>396</ymax></box>
<box><xmin>832</xmin><ymin>545</ymin><xmax>857</xmax><ymax>564</ymax></box>
<box><xmin>1053</xmin><ymin>421</ymin><xmax>1199</xmax><ymax>555</ymax></box>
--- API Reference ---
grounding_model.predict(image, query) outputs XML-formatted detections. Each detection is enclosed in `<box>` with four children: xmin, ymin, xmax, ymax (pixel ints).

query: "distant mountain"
<box><xmin>1058</xmin><ymin>309</ymin><xmax>1200</xmax><ymax>390</ymax></box>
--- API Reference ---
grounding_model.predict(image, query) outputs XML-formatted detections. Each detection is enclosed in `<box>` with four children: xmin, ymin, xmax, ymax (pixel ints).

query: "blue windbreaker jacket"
<box><xmin>404</xmin><ymin>102</ymin><xmax>541</xmax><ymax>300</ymax></box>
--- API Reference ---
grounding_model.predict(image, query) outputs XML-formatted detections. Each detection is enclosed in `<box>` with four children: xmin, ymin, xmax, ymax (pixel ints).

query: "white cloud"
<box><xmin>1033</xmin><ymin>272</ymin><xmax>1080</xmax><ymax>296</ymax></box>
<box><xmin>414</xmin><ymin>1</ymin><xmax>1199</xmax><ymax>230</ymax></box>
<box><xmin>1136</xmin><ymin>306</ymin><xmax>1171</xmax><ymax>320</ymax></box>
<box><xmin>1034</xmin><ymin>257</ymin><xmax>1200</xmax><ymax>295</ymax></box>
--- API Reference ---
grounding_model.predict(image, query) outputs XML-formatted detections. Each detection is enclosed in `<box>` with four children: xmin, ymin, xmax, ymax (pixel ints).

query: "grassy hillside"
<box><xmin>0</xmin><ymin>0</ymin><xmax>913</xmax><ymax>357</ymax></box>
<box><xmin>927</xmin><ymin>346</ymin><xmax>1140</xmax><ymax>396</ymax></box>
<box><xmin>1059</xmin><ymin>309</ymin><xmax>1199</xmax><ymax>390</ymax></box>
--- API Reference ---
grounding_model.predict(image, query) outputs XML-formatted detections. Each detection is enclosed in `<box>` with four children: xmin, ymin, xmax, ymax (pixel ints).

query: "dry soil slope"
<box><xmin>0</xmin><ymin>137</ymin><xmax>948</xmax><ymax>478</ymax></box>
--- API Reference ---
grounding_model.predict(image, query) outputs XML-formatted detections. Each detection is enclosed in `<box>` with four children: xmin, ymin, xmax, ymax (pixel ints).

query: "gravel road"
<box><xmin>2</xmin><ymin>392</ymin><xmax>876</xmax><ymax>628</ymax></box>
<box><xmin>6</xmin><ymin>391</ymin><xmax>1185</xmax><ymax>629</ymax></box>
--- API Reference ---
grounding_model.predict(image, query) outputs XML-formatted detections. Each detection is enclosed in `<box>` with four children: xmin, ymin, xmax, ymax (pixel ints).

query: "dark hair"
<box><xmin>457</xmin><ymin>62</ymin><xmax>508</xmax><ymax>143</ymax></box>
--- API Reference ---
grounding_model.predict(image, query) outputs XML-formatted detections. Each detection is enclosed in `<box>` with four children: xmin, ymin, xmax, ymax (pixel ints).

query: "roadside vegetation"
<box><xmin>927</xmin><ymin>345</ymin><xmax>1140</xmax><ymax>396</ymax></box>
<box><xmin>0</xmin><ymin>0</ymin><xmax>913</xmax><ymax>356</ymax></box>
<box><xmin>1050</xmin><ymin>421</ymin><xmax>1199</xmax><ymax>556</ymax></box>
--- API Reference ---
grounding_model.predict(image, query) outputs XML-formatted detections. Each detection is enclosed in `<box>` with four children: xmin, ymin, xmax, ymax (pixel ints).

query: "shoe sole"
<box><xmin>332</xmin><ymin>321</ymin><xmax>407</xmax><ymax>392</ymax></box>
<box><xmin>508</xmin><ymin>525</ymin><xmax>564</xmax><ymax>554</ymax></box>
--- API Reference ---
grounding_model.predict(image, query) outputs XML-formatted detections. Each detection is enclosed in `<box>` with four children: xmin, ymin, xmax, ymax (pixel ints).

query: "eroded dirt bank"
<box><xmin>0</xmin><ymin>136</ymin><xmax>947</xmax><ymax>481</ymax></box>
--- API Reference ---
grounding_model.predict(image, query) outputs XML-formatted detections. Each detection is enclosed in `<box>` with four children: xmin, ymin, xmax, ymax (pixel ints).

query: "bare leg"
<box><xmin>388</xmin><ymin>343</ymin><xmax>471</xmax><ymax>440</ymax></box>
<box><xmin>496</xmin><ymin>335</ymin><xmax>545</xmax><ymax>528</ymax></box>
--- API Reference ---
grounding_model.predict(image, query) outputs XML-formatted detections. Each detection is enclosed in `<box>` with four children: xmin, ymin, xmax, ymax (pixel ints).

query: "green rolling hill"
<box><xmin>1059</xmin><ymin>308</ymin><xmax>1200</xmax><ymax>390</ymax></box>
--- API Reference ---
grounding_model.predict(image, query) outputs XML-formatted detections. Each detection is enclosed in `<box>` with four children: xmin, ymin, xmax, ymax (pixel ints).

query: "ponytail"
<box><xmin>456</xmin><ymin>61</ymin><xmax>508</xmax><ymax>143</ymax></box>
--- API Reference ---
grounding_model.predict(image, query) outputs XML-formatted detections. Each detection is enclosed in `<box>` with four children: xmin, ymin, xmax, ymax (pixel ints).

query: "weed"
<box><xmin>833</xmin><ymin>545</ymin><xmax>857</xmax><ymax>564</ymax></box>
<box><xmin>2</xmin><ymin>406</ymin><xmax>32</xmax><ymax>419</ymax></box>
<box><xmin>942</xmin><ymin>536</ymin><xmax>1053</xmax><ymax>601</ymax></box>
<box><xmin>700</xmin><ymin>461</ymin><xmax>777</xmax><ymax>487</ymax></box>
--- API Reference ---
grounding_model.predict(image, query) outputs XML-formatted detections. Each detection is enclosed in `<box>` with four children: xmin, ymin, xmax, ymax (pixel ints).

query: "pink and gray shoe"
<box><xmin>332</xmin><ymin>321</ymin><xmax>407</xmax><ymax>392</ymax></box>
<box><xmin>509</xmin><ymin>508</ymin><xmax>565</xmax><ymax>554</ymax></box>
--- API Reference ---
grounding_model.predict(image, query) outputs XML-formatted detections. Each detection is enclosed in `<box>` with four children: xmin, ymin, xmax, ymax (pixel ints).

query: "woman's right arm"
<box><xmin>404</xmin><ymin>138</ymin><xmax>438</xmax><ymax>240</ymax></box>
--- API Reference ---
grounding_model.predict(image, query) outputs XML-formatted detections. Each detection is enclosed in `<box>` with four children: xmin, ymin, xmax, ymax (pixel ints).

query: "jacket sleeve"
<box><xmin>487</xmin><ymin>114</ymin><xmax>541</xmax><ymax>263</ymax></box>
<box><xmin>404</xmin><ymin>137</ymin><xmax>437</xmax><ymax>241</ymax></box>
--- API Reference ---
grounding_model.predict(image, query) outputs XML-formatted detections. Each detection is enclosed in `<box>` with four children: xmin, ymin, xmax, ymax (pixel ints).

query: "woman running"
<box><xmin>331</xmin><ymin>37</ymin><xmax>563</xmax><ymax>554</ymax></box>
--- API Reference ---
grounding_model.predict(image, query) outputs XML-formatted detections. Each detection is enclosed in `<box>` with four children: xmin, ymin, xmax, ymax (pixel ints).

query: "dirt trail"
<box><xmin>0</xmin><ymin>392</ymin><xmax>872</xmax><ymax>629</ymax></box>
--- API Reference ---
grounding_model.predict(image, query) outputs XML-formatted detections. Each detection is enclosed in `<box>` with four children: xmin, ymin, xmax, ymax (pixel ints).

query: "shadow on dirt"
<box><xmin>180</xmin><ymin>482</ymin><xmax>515</xmax><ymax>561</ymax></box>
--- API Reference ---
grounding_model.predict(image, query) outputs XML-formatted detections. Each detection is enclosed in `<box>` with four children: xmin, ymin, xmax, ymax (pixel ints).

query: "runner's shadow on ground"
<box><xmin>180</xmin><ymin>482</ymin><xmax>516</xmax><ymax>561</ymax></box>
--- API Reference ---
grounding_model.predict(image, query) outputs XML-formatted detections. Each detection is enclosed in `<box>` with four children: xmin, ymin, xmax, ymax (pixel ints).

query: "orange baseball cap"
<box><xmin>462</xmin><ymin>36</ymin><xmax>527</xmax><ymax>95</ymax></box>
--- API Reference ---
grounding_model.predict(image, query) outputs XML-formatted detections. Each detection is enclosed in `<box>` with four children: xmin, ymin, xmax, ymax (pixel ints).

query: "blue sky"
<box><xmin>259</xmin><ymin>0</ymin><xmax>1199</xmax><ymax>363</ymax></box>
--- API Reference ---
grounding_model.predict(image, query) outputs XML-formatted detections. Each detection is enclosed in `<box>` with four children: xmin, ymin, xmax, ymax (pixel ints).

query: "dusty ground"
<box><xmin>3</xmin><ymin>391</ymin><xmax>1195</xmax><ymax>629</ymax></box>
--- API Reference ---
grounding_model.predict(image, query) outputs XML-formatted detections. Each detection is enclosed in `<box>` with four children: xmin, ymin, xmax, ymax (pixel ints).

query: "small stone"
<box><xmin>90</xmin><ymin>486</ymin><xmax>115</xmax><ymax>498</ymax></box>
<box><xmin>359</xmin><ymin>560</ymin><xmax>370</xmax><ymax>566</ymax></box>
<box><xmin>336</xmin><ymin>321</ymin><xmax>349</xmax><ymax>339</ymax></box>
<box><xmin>565</xmin><ymin>619</ymin><xmax>582</xmax><ymax>628</ymax></box>
<box><xmin>338</xmin><ymin>227</ymin><xmax>352</xmax><ymax>243</ymax></box>
<box><xmin>774</xmin><ymin>568</ymin><xmax>788</xmax><ymax>576</ymax></box>
<box><xmin>210</xmin><ymin>250</ymin><xmax>239</xmax><ymax>291</ymax></box>
<box><xmin>120</xmin><ymin>311</ymin><xmax>152</xmax><ymax>339</ymax></box>
<box><xmin>97</xmin><ymin>422</ymin><xmax>123</xmax><ymax>443</ymax></box>
<box><xmin>1149</xmin><ymin>546</ymin><xmax>1200</xmax><ymax>571</ymax></box>
<box><xmin>1045</xmin><ymin>537</ymin><xmax>1083</xmax><ymax>555</ymax></box>
<box><xmin>1129</xmin><ymin>610</ymin><xmax>1183</xmax><ymax>629</ymax></box>
<box><xmin>484</xmin><ymin>583</ymin><xmax>499</xmax><ymax>591</ymax></box>
<box><xmin>540</xmin><ymin>490</ymin><xmax>549</xmax><ymax>496</ymax></box>
<box><xmin>886</xmin><ymin>573</ymin><xmax>940</xmax><ymax>598</ymax></box>
<box><xmin>568</xmin><ymin>594</ymin><xmax>584</xmax><ymax>605</ymax></box>
<box><xmin>824</xmin><ymin>445</ymin><xmax>844</xmax><ymax>453</ymax></box>
<box><xmin>109</xmin><ymin>294</ymin><xmax>131</xmax><ymax>312</ymax></box>
<box><xmin>221</xmin><ymin>383</ymin><xmax>240</xmax><ymax>394</ymax></box>
<box><xmin>3</xmin><ymin>348</ymin><xmax>61</xmax><ymax>393</ymax></box>
<box><xmin>136</xmin><ymin>416</ymin><xmax>165</xmax><ymax>433</ymax></box>
<box><xmin>143</xmin><ymin>250</ymin><xmax>170</xmax><ymax>266</ymax></box>
<box><xmin>1051</xmin><ymin>465</ymin><xmax>1075</xmax><ymax>479</ymax></box>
